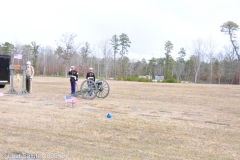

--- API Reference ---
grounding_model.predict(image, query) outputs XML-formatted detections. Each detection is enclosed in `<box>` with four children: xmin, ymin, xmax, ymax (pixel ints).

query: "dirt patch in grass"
<box><xmin>0</xmin><ymin>77</ymin><xmax>239</xmax><ymax>159</ymax></box>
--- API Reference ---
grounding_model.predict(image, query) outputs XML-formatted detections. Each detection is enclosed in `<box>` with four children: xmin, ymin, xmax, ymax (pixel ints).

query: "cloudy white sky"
<box><xmin>0</xmin><ymin>0</ymin><xmax>239</xmax><ymax>61</ymax></box>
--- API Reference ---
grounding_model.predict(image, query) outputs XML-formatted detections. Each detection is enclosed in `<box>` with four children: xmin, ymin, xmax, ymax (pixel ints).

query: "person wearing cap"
<box><xmin>26</xmin><ymin>61</ymin><xmax>34</xmax><ymax>93</ymax></box>
<box><xmin>86</xmin><ymin>67</ymin><xmax>95</xmax><ymax>81</ymax></box>
<box><xmin>68</xmin><ymin>66</ymin><xmax>78</xmax><ymax>94</ymax></box>
<box><xmin>86</xmin><ymin>67</ymin><xmax>95</xmax><ymax>96</ymax></box>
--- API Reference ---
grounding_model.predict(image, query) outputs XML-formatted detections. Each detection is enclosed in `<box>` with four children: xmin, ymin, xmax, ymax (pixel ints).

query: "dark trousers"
<box><xmin>26</xmin><ymin>76</ymin><xmax>31</xmax><ymax>93</ymax></box>
<box><xmin>70</xmin><ymin>81</ymin><xmax>76</xmax><ymax>94</ymax></box>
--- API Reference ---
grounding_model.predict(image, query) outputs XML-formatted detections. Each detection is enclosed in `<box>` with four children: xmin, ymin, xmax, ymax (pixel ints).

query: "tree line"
<box><xmin>0</xmin><ymin>21</ymin><xmax>239</xmax><ymax>84</ymax></box>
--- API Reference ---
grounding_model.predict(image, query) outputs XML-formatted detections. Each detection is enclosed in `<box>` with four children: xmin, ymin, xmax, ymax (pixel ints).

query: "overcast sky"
<box><xmin>0</xmin><ymin>0</ymin><xmax>239</xmax><ymax>61</ymax></box>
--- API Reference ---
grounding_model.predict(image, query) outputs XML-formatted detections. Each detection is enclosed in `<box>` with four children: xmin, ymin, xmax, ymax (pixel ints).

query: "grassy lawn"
<box><xmin>0</xmin><ymin>77</ymin><xmax>239</xmax><ymax>159</ymax></box>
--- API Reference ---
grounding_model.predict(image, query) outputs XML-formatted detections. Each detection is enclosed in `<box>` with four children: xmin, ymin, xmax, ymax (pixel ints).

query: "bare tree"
<box><xmin>192</xmin><ymin>39</ymin><xmax>205</xmax><ymax>83</ymax></box>
<box><xmin>205</xmin><ymin>38</ymin><xmax>216</xmax><ymax>84</ymax></box>
<box><xmin>110</xmin><ymin>35</ymin><xmax>120</xmax><ymax>78</ymax></box>
<box><xmin>156</xmin><ymin>58</ymin><xmax>165</xmax><ymax>77</ymax></box>
<box><xmin>38</xmin><ymin>46</ymin><xmax>55</xmax><ymax>75</ymax></box>
<box><xmin>122</xmin><ymin>56</ymin><xmax>130</xmax><ymax>77</ymax></box>
<box><xmin>128</xmin><ymin>59</ymin><xmax>136</xmax><ymax>77</ymax></box>
<box><xmin>55</xmin><ymin>33</ymin><xmax>78</xmax><ymax>77</ymax></box>
<box><xmin>21</xmin><ymin>44</ymin><xmax>32</xmax><ymax>63</ymax></box>
<box><xmin>215</xmin><ymin>52</ymin><xmax>225</xmax><ymax>84</ymax></box>
<box><xmin>184</xmin><ymin>58</ymin><xmax>194</xmax><ymax>81</ymax></box>
<box><xmin>30</xmin><ymin>41</ymin><xmax>40</xmax><ymax>74</ymax></box>
<box><xmin>99</xmin><ymin>39</ymin><xmax>112</xmax><ymax>79</ymax></box>
<box><xmin>79</xmin><ymin>42</ymin><xmax>91</xmax><ymax>76</ymax></box>
<box><xmin>87</xmin><ymin>46</ymin><xmax>100</xmax><ymax>78</ymax></box>
<box><xmin>14</xmin><ymin>41</ymin><xmax>23</xmax><ymax>65</ymax></box>
<box><xmin>175</xmin><ymin>48</ymin><xmax>186</xmax><ymax>82</ymax></box>
<box><xmin>223</xmin><ymin>45</ymin><xmax>238</xmax><ymax>84</ymax></box>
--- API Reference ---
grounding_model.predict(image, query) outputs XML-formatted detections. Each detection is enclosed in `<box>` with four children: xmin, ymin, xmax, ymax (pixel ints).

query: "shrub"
<box><xmin>162</xmin><ymin>79</ymin><xmax>178</xmax><ymax>83</ymax></box>
<box><xmin>137</xmin><ymin>78</ymin><xmax>152</xmax><ymax>82</ymax></box>
<box><xmin>115</xmin><ymin>77</ymin><xmax>153</xmax><ymax>83</ymax></box>
<box><xmin>129</xmin><ymin>76</ymin><xmax>137</xmax><ymax>81</ymax></box>
<box><xmin>121</xmin><ymin>76</ymin><xmax>137</xmax><ymax>81</ymax></box>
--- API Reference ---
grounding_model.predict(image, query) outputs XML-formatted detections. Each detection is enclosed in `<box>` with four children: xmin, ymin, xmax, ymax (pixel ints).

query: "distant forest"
<box><xmin>0</xmin><ymin>21</ymin><xmax>239</xmax><ymax>84</ymax></box>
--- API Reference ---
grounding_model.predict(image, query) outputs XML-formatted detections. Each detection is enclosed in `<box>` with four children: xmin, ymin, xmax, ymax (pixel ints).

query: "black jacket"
<box><xmin>86</xmin><ymin>72</ymin><xmax>95</xmax><ymax>81</ymax></box>
<box><xmin>68</xmin><ymin>70</ymin><xmax>78</xmax><ymax>81</ymax></box>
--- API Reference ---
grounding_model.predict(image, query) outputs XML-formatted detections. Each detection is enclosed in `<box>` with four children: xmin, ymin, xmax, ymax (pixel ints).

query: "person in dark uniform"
<box><xmin>86</xmin><ymin>67</ymin><xmax>95</xmax><ymax>81</ymax></box>
<box><xmin>68</xmin><ymin>66</ymin><xmax>78</xmax><ymax>94</ymax></box>
<box><xmin>86</xmin><ymin>68</ymin><xmax>95</xmax><ymax>96</ymax></box>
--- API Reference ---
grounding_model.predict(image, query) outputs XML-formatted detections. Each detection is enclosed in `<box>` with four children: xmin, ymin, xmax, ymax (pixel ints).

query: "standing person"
<box><xmin>26</xmin><ymin>61</ymin><xmax>34</xmax><ymax>93</ymax></box>
<box><xmin>86</xmin><ymin>67</ymin><xmax>95</xmax><ymax>96</ymax></box>
<box><xmin>86</xmin><ymin>67</ymin><xmax>95</xmax><ymax>81</ymax></box>
<box><xmin>68</xmin><ymin>66</ymin><xmax>78</xmax><ymax>94</ymax></box>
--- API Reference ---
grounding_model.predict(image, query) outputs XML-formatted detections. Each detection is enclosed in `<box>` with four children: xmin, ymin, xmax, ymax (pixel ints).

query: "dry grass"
<box><xmin>0</xmin><ymin>76</ymin><xmax>239</xmax><ymax>160</ymax></box>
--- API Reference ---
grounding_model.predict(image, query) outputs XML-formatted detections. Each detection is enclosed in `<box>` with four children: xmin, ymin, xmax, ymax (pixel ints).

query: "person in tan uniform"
<box><xmin>26</xmin><ymin>61</ymin><xmax>34</xmax><ymax>93</ymax></box>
